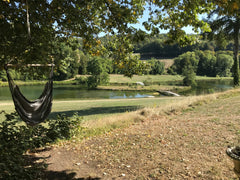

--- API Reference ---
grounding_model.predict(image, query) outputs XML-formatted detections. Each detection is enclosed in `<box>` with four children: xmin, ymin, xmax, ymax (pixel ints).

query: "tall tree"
<box><xmin>206</xmin><ymin>1</ymin><xmax>240</xmax><ymax>85</ymax></box>
<box><xmin>0</xmin><ymin>0</ymin><xmax>145</xmax><ymax>76</ymax></box>
<box><xmin>144</xmin><ymin>0</ymin><xmax>213</xmax><ymax>45</ymax></box>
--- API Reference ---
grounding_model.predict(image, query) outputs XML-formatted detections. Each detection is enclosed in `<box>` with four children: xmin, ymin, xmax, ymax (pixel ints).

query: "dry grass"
<box><xmin>97</xmin><ymin>84</ymin><xmax>188</xmax><ymax>92</ymax></box>
<box><xmin>38</xmin><ymin>88</ymin><xmax>240</xmax><ymax>179</ymax></box>
<box><xmin>159</xmin><ymin>59</ymin><xmax>174</xmax><ymax>69</ymax></box>
<box><xmin>82</xmin><ymin>112</ymin><xmax>144</xmax><ymax>129</ymax></box>
<box><xmin>81</xmin><ymin>89</ymin><xmax>237</xmax><ymax>134</ymax></box>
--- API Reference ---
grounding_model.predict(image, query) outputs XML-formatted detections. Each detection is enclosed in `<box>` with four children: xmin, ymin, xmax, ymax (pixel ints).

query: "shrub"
<box><xmin>196</xmin><ymin>50</ymin><xmax>216</xmax><ymax>77</ymax></box>
<box><xmin>216</xmin><ymin>53</ymin><xmax>233</xmax><ymax>77</ymax></box>
<box><xmin>75</xmin><ymin>76</ymin><xmax>88</xmax><ymax>85</ymax></box>
<box><xmin>0</xmin><ymin>111</ymin><xmax>82</xmax><ymax>179</ymax></box>
<box><xmin>148</xmin><ymin>58</ymin><xmax>165</xmax><ymax>75</ymax></box>
<box><xmin>171</xmin><ymin>51</ymin><xmax>199</xmax><ymax>75</ymax></box>
<box><xmin>87</xmin><ymin>57</ymin><xmax>110</xmax><ymax>88</ymax></box>
<box><xmin>182</xmin><ymin>59</ymin><xmax>197</xmax><ymax>87</ymax></box>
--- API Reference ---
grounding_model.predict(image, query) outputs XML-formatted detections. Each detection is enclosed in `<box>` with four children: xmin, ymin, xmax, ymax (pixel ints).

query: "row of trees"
<box><xmin>168</xmin><ymin>50</ymin><xmax>235</xmax><ymax>85</ymax></box>
<box><xmin>133</xmin><ymin>34</ymin><xmax>235</xmax><ymax>59</ymax></box>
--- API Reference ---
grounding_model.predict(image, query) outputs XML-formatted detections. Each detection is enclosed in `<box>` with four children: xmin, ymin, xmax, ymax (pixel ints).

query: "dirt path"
<box><xmin>36</xmin><ymin>95</ymin><xmax>240</xmax><ymax>179</ymax></box>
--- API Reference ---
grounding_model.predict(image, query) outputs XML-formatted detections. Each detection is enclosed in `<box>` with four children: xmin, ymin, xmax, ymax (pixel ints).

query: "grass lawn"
<box><xmin>108</xmin><ymin>74</ymin><xmax>184</xmax><ymax>84</ymax></box>
<box><xmin>0</xmin><ymin>96</ymin><xmax>185</xmax><ymax>122</ymax></box>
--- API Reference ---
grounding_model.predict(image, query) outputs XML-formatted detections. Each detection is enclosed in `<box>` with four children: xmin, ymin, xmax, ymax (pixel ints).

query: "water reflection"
<box><xmin>180</xmin><ymin>79</ymin><xmax>233</xmax><ymax>96</ymax></box>
<box><xmin>0</xmin><ymin>85</ymin><xmax>152</xmax><ymax>101</ymax></box>
<box><xmin>0</xmin><ymin>79</ymin><xmax>234</xmax><ymax>101</ymax></box>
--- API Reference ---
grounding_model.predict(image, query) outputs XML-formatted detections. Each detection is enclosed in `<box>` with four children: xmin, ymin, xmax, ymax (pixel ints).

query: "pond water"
<box><xmin>0</xmin><ymin>79</ymin><xmax>233</xmax><ymax>101</ymax></box>
<box><xmin>0</xmin><ymin>85</ymin><xmax>153</xmax><ymax>101</ymax></box>
<box><xmin>182</xmin><ymin>79</ymin><xmax>233</xmax><ymax>96</ymax></box>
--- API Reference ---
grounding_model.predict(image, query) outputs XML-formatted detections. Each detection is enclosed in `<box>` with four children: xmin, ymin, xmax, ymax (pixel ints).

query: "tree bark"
<box><xmin>233</xmin><ymin>20</ymin><xmax>240</xmax><ymax>86</ymax></box>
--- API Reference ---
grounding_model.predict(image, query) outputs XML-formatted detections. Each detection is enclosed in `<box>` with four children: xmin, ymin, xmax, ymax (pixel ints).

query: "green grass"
<box><xmin>0</xmin><ymin>97</ymin><xmax>184</xmax><ymax>122</ymax></box>
<box><xmin>110</xmin><ymin>74</ymin><xmax>232</xmax><ymax>83</ymax></box>
<box><xmin>109</xmin><ymin>74</ymin><xmax>183</xmax><ymax>84</ymax></box>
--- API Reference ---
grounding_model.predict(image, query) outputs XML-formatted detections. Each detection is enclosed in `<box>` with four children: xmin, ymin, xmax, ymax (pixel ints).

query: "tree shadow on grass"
<box><xmin>49</xmin><ymin>105</ymin><xmax>143</xmax><ymax>119</ymax></box>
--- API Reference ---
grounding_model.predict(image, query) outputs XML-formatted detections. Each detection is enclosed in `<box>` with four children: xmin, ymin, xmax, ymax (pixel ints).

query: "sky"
<box><xmin>99</xmin><ymin>5</ymin><xmax>202</xmax><ymax>37</ymax></box>
<box><xmin>130</xmin><ymin>7</ymin><xmax>197</xmax><ymax>35</ymax></box>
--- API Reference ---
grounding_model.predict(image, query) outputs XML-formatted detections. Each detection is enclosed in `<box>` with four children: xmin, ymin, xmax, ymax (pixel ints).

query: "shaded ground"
<box><xmin>36</xmin><ymin>95</ymin><xmax>240</xmax><ymax>179</ymax></box>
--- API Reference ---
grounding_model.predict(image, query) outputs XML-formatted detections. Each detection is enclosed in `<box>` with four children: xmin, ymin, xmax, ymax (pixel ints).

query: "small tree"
<box><xmin>87</xmin><ymin>57</ymin><xmax>110</xmax><ymax>89</ymax></box>
<box><xmin>171</xmin><ymin>52</ymin><xmax>199</xmax><ymax>75</ymax></box>
<box><xmin>149</xmin><ymin>58</ymin><xmax>165</xmax><ymax>75</ymax></box>
<box><xmin>53</xmin><ymin>41</ymin><xmax>80</xmax><ymax>80</ymax></box>
<box><xmin>216</xmin><ymin>53</ymin><xmax>234</xmax><ymax>77</ymax></box>
<box><xmin>196</xmin><ymin>50</ymin><xmax>216</xmax><ymax>77</ymax></box>
<box><xmin>182</xmin><ymin>59</ymin><xmax>197</xmax><ymax>87</ymax></box>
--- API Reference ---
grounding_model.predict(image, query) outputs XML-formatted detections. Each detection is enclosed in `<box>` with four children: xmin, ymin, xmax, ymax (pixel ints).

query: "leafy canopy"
<box><xmin>0</xmin><ymin>0</ymin><xmax>146</xmax><ymax>76</ymax></box>
<box><xmin>0</xmin><ymin>0</ymin><xmax>223</xmax><ymax>76</ymax></box>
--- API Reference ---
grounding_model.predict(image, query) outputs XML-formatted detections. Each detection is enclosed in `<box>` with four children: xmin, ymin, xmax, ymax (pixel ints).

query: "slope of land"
<box><xmin>36</xmin><ymin>91</ymin><xmax>240</xmax><ymax>179</ymax></box>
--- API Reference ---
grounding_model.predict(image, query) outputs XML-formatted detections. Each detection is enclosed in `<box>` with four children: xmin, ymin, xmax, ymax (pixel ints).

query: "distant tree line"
<box><xmin>134</xmin><ymin>34</ymin><xmax>234</xmax><ymax>59</ymax></box>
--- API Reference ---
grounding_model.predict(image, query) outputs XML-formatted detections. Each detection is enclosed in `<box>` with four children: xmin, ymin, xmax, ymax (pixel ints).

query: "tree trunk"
<box><xmin>233</xmin><ymin>22</ymin><xmax>239</xmax><ymax>86</ymax></box>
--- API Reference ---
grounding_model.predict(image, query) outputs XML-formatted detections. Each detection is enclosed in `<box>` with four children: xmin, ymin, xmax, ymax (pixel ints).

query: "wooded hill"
<box><xmin>133</xmin><ymin>34</ymin><xmax>235</xmax><ymax>59</ymax></box>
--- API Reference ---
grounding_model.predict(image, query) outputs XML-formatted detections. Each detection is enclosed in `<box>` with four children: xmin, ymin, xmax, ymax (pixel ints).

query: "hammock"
<box><xmin>5</xmin><ymin>65</ymin><xmax>54</xmax><ymax>126</ymax></box>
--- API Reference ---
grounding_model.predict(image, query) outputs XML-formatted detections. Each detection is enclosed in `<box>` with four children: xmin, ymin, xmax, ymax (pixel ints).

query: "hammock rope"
<box><xmin>4</xmin><ymin>64</ymin><xmax>54</xmax><ymax>126</ymax></box>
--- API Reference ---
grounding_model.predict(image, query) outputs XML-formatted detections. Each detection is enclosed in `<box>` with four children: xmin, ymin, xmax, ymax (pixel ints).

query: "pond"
<box><xmin>0</xmin><ymin>85</ymin><xmax>154</xmax><ymax>101</ymax></box>
<box><xmin>0</xmin><ymin>79</ymin><xmax>233</xmax><ymax>101</ymax></box>
<box><xmin>182</xmin><ymin>79</ymin><xmax>233</xmax><ymax>96</ymax></box>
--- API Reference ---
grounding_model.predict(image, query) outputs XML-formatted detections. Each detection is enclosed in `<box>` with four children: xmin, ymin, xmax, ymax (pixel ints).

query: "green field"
<box><xmin>0</xmin><ymin>96</ymin><xmax>185</xmax><ymax>122</ymax></box>
<box><xmin>108</xmin><ymin>74</ymin><xmax>232</xmax><ymax>84</ymax></box>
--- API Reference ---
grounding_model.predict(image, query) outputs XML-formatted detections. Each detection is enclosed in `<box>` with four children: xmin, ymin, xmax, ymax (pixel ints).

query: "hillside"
<box><xmin>35</xmin><ymin>89</ymin><xmax>240</xmax><ymax>179</ymax></box>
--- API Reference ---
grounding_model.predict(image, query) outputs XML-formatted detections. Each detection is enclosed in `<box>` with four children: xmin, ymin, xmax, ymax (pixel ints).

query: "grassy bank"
<box><xmin>61</xmin><ymin>87</ymin><xmax>240</xmax><ymax>179</ymax></box>
<box><xmin>79</xmin><ymin>88</ymin><xmax>240</xmax><ymax>131</ymax></box>
<box><xmin>24</xmin><ymin>87</ymin><xmax>240</xmax><ymax>179</ymax></box>
<box><xmin>108</xmin><ymin>74</ymin><xmax>232</xmax><ymax>84</ymax></box>
<box><xmin>0</xmin><ymin>74</ymin><xmax>232</xmax><ymax>87</ymax></box>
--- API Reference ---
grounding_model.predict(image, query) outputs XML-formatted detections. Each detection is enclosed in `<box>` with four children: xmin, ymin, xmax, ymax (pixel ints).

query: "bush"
<box><xmin>87</xmin><ymin>57</ymin><xmax>110</xmax><ymax>88</ymax></box>
<box><xmin>75</xmin><ymin>76</ymin><xmax>88</xmax><ymax>85</ymax></box>
<box><xmin>171</xmin><ymin>51</ymin><xmax>199</xmax><ymax>75</ymax></box>
<box><xmin>216</xmin><ymin>53</ymin><xmax>233</xmax><ymax>77</ymax></box>
<box><xmin>0</xmin><ymin>111</ymin><xmax>82</xmax><ymax>179</ymax></box>
<box><xmin>196</xmin><ymin>50</ymin><xmax>216</xmax><ymax>77</ymax></box>
<box><xmin>170</xmin><ymin>50</ymin><xmax>234</xmax><ymax>78</ymax></box>
<box><xmin>148</xmin><ymin>58</ymin><xmax>165</xmax><ymax>75</ymax></box>
<box><xmin>182</xmin><ymin>59</ymin><xmax>197</xmax><ymax>87</ymax></box>
<box><xmin>87</xmin><ymin>75</ymin><xmax>99</xmax><ymax>89</ymax></box>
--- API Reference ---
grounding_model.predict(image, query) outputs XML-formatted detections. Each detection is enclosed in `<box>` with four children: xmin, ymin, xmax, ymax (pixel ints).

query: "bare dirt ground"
<box><xmin>36</xmin><ymin>95</ymin><xmax>240</xmax><ymax>179</ymax></box>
